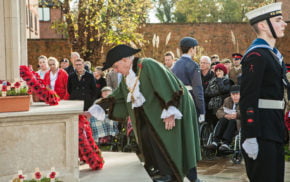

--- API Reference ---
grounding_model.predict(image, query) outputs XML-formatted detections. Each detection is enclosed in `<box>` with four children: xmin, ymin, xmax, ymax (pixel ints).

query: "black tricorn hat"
<box><xmin>102</xmin><ymin>44</ymin><xmax>141</xmax><ymax>71</ymax></box>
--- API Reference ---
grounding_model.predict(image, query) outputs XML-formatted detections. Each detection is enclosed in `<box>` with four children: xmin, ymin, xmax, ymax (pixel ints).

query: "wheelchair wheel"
<box><xmin>232</xmin><ymin>151</ymin><xmax>243</xmax><ymax>164</ymax></box>
<box><xmin>203</xmin><ymin>149</ymin><xmax>216</xmax><ymax>160</ymax></box>
<box><xmin>200</xmin><ymin>122</ymin><xmax>213</xmax><ymax>147</ymax></box>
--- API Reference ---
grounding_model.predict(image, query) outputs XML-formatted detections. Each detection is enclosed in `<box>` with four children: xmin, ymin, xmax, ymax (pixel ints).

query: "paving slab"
<box><xmin>80</xmin><ymin>152</ymin><xmax>152</xmax><ymax>182</ymax></box>
<box><xmin>80</xmin><ymin>152</ymin><xmax>290</xmax><ymax>182</ymax></box>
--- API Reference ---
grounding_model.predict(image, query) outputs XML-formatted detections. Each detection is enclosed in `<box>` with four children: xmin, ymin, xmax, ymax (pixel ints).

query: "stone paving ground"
<box><xmin>80</xmin><ymin>152</ymin><xmax>290</xmax><ymax>182</ymax></box>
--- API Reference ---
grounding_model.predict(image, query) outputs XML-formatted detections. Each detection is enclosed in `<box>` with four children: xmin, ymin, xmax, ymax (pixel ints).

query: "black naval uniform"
<box><xmin>240</xmin><ymin>46</ymin><xmax>288</xmax><ymax>182</ymax></box>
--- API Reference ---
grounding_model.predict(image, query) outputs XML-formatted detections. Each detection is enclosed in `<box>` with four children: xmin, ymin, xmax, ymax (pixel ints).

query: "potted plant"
<box><xmin>0</xmin><ymin>80</ymin><xmax>31</xmax><ymax>113</ymax></box>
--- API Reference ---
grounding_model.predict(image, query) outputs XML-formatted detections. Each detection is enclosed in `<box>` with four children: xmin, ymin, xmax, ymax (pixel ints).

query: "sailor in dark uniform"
<box><xmin>240</xmin><ymin>2</ymin><xmax>288</xmax><ymax>182</ymax></box>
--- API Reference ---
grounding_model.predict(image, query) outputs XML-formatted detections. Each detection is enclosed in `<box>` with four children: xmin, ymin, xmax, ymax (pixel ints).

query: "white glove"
<box><xmin>242</xmin><ymin>138</ymin><xmax>259</xmax><ymax>160</ymax></box>
<box><xmin>198</xmin><ymin>114</ymin><xmax>205</xmax><ymax>123</ymax></box>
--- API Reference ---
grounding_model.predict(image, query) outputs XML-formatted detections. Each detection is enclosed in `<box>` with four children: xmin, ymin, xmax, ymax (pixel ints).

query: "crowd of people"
<box><xmin>29</xmin><ymin>2</ymin><xmax>289</xmax><ymax>182</ymax></box>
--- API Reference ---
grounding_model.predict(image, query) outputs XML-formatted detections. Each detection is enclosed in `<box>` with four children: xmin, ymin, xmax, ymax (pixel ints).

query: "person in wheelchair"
<box><xmin>205</xmin><ymin>85</ymin><xmax>240</xmax><ymax>152</ymax></box>
<box><xmin>89</xmin><ymin>86</ymin><xmax>119</xmax><ymax>145</ymax></box>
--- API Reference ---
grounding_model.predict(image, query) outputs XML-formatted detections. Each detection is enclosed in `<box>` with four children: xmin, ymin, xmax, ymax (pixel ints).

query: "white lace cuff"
<box><xmin>161</xmin><ymin>106</ymin><xmax>183</xmax><ymax>119</ymax></box>
<box><xmin>88</xmin><ymin>104</ymin><xmax>106</xmax><ymax>121</ymax></box>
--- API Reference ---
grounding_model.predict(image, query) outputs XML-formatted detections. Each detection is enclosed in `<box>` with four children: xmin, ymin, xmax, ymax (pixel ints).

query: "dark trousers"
<box><xmin>242</xmin><ymin>139</ymin><xmax>285</xmax><ymax>182</ymax></box>
<box><xmin>213</xmin><ymin>118</ymin><xmax>236</xmax><ymax>144</ymax></box>
<box><xmin>137</xmin><ymin>108</ymin><xmax>197</xmax><ymax>181</ymax></box>
<box><xmin>205</xmin><ymin>109</ymin><xmax>218</xmax><ymax>127</ymax></box>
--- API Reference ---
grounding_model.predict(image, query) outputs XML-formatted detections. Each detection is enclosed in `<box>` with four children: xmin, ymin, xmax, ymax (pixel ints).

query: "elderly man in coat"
<box><xmin>85</xmin><ymin>44</ymin><xmax>201</xmax><ymax>182</ymax></box>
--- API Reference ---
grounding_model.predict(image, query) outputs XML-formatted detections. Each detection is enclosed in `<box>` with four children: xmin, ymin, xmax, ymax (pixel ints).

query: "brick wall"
<box><xmin>27</xmin><ymin>39</ymin><xmax>71</xmax><ymax>70</ymax></box>
<box><xmin>278</xmin><ymin>0</ymin><xmax>290</xmax><ymax>22</ymax></box>
<box><xmin>139</xmin><ymin>23</ymin><xmax>290</xmax><ymax>64</ymax></box>
<box><xmin>39</xmin><ymin>8</ymin><xmax>64</xmax><ymax>39</ymax></box>
<box><xmin>139</xmin><ymin>23</ymin><xmax>254</xmax><ymax>61</ymax></box>
<box><xmin>28</xmin><ymin>23</ymin><xmax>290</xmax><ymax>69</ymax></box>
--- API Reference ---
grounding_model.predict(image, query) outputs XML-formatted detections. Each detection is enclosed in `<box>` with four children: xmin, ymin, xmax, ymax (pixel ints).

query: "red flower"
<box><xmin>49</xmin><ymin>172</ymin><xmax>56</xmax><ymax>179</ymax></box>
<box><xmin>14</xmin><ymin>82</ymin><xmax>21</xmax><ymax>88</ymax></box>
<box><xmin>6</xmin><ymin>81</ymin><xmax>11</xmax><ymax>86</ymax></box>
<box><xmin>2</xmin><ymin>85</ymin><xmax>7</xmax><ymax>91</ymax></box>
<box><xmin>0</xmin><ymin>80</ymin><xmax>3</xmax><ymax>84</ymax></box>
<box><xmin>138</xmin><ymin>63</ymin><xmax>142</xmax><ymax>69</ymax></box>
<box><xmin>27</xmin><ymin>88</ymin><xmax>32</xmax><ymax>94</ymax></box>
<box><xmin>18</xmin><ymin>174</ymin><xmax>25</xmax><ymax>179</ymax></box>
<box><xmin>34</xmin><ymin>171</ymin><xmax>41</xmax><ymax>179</ymax></box>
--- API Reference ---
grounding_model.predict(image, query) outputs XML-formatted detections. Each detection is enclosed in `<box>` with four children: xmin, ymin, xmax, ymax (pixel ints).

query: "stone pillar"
<box><xmin>0</xmin><ymin>0</ymin><xmax>27</xmax><ymax>81</ymax></box>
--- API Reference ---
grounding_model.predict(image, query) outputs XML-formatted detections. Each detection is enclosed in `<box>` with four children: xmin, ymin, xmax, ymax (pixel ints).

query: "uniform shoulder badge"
<box><xmin>247</xmin><ymin>52</ymin><xmax>261</xmax><ymax>58</ymax></box>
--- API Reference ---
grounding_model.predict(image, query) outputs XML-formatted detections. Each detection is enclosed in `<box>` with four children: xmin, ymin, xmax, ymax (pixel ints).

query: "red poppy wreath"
<box><xmin>19</xmin><ymin>65</ymin><xmax>60</xmax><ymax>105</ymax></box>
<box><xmin>79</xmin><ymin>114</ymin><xmax>104</xmax><ymax>170</ymax></box>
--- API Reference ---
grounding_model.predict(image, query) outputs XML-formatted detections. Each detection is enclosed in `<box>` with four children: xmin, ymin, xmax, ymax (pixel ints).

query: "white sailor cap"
<box><xmin>246</xmin><ymin>2</ymin><xmax>282</xmax><ymax>25</ymax></box>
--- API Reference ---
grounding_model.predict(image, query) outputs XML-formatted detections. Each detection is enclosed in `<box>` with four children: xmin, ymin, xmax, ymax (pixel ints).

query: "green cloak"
<box><xmin>103</xmin><ymin>58</ymin><xmax>201</xmax><ymax>181</ymax></box>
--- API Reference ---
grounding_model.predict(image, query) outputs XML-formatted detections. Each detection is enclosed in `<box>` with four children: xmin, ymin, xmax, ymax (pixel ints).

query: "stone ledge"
<box><xmin>0</xmin><ymin>100</ymin><xmax>84</xmax><ymax>118</ymax></box>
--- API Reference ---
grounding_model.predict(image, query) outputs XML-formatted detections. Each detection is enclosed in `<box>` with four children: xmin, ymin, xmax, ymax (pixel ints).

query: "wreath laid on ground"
<box><xmin>19</xmin><ymin>65</ymin><xmax>60</xmax><ymax>105</ymax></box>
<box><xmin>79</xmin><ymin>114</ymin><xmax>104</xmax><ymax>170</ymax></box>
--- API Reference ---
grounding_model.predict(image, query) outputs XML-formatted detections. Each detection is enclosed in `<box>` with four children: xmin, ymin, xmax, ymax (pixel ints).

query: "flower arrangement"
<box><xmin>0</xmin><ymin>80</ymin><xmax>30</xmax><ymax>97</ymax></box>
<box><xmin>11</xmin><ymin>167</ymin><xmax>63</xmax><ymax>182</ymax></box>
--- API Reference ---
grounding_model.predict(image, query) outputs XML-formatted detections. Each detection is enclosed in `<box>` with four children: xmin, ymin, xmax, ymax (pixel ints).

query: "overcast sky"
<box><xmin>148</xmin><ymin>8</ymin><xmax>160</xmax><ymax>23</ymax></box>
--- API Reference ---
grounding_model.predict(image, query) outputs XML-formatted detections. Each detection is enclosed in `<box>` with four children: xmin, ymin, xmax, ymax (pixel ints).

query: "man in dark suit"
<box><xmin>240</xmin><ymin>2</ymin><xmax>288</xmax><ymax>182</ymax></box>
<box><xmin>67</xmin><ymin>58</ymin><xmax>97</xmax><ymax>111</ymax></box>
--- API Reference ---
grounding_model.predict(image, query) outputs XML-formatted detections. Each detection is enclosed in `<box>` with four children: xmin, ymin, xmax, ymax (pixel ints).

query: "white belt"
<box><xmin>185</xmin><ymin>85</ymin><xmax>192</xmax><ymax>91</ymax></box>
<box><xmin>258</xmin><ymin>99</ymin><xmax>284</xmax><ymax>109</ymax></box>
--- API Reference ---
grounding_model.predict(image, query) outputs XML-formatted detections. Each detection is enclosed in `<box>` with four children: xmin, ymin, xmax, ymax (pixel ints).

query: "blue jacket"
<box><xmin>172</xmin><ymin>55</ymin><xmax>205</xmax><ymax>115</ymax></box>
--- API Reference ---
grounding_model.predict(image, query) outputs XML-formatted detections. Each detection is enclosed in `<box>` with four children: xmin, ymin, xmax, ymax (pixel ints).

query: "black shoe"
<box><xmin>146</xmin><ymin>166</ymin><xmax>160</xmax><ymax>177</ymax></box>
<box><xmin>204</xmin><ymin>141</ymin><xmax>218</xmax><ymax>150</ymax></box>
<box><xmin>153</xmin><ymin>175</ymin><xmax>176</xmax><ymax>182</ymax></box>
<box><xmin>218</xmin><ymin>144</ymin><xmax>230</xmax><ymax>151</ymax></box>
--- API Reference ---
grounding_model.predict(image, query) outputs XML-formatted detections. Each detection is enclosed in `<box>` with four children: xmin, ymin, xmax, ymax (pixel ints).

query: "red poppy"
<box><xmin>49</xmin><ymin>172</ymin><xmax>56</xmax><ymax>179</ymax></box>
<box><xmin>14</xmin><ymin>82</ymin><xmax>21</xmax><ymax>88</ymax></box>
<box><xmin>34</xmin><ymin>171</ymin><xmax>41</xmax><ymax>179</ymax></box>
<box><xmin>2</xmin><ymin>85</ymin><xmax>7</xmax><ymax>91</ymax></box>
<box><xmin>18</xmin><ymin>174</ymin><xmax>25</xmax><ymax>179</ymax></box>
<box><xmin>138</xmin><ymin>63</ymin><xmax>143</xmax><ymax>69</ymax></box>
<box><xmin>6</xmin><ymin>82</ymin><xmax>11</xmax><ymax>86</ymax></box>
<box><xmin>27</xmin><ymin>88</ymin><xmax>32</xmax><ymax>94</ymax></box>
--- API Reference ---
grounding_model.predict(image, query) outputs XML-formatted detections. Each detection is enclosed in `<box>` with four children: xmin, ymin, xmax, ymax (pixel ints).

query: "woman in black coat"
<box><xmin>205</xmin><ymin>63</ymin><xmax>232</xmax><ymax>126</ymax></box>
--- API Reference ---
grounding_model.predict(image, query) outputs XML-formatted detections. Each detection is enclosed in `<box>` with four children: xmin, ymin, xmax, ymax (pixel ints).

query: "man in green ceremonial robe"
<box><xmin>85</xmin><ymin>44</ymin><xmax>201</xmax><ymax>182</ymax></box>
